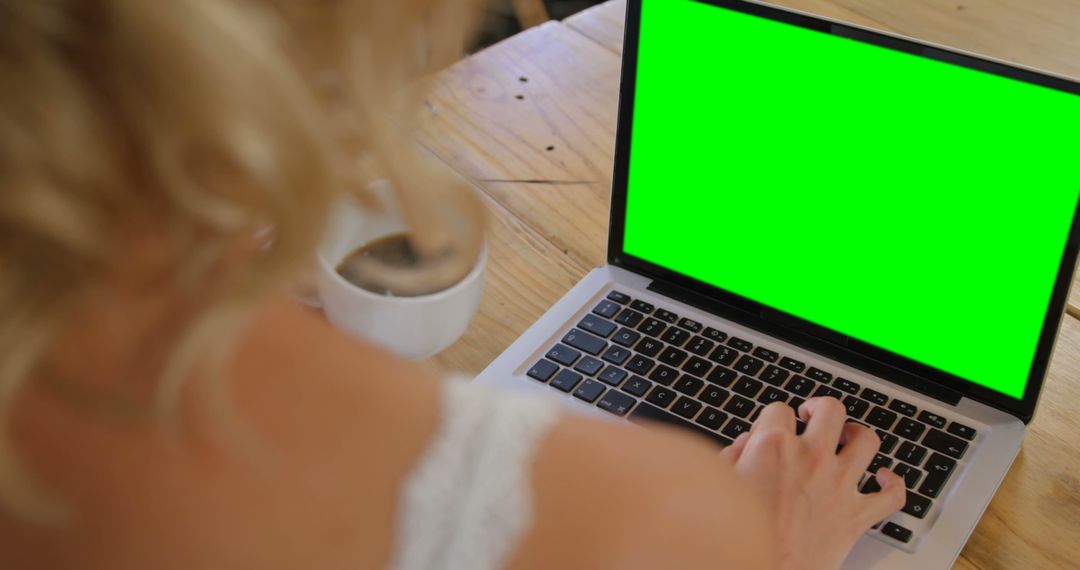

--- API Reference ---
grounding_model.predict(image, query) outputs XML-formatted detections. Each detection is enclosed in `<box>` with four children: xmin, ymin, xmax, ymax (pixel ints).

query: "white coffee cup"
<box><xmin>310</xmin><ymin>194</ymin><xmax>485</xmax><ymax>360</ymax></box>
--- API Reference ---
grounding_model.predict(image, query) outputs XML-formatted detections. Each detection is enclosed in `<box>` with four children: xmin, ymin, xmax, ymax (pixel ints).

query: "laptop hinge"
<box><xmin>648</xmin><ymin>278</ymin><xmax>963</xmax><ymax>407</ymax></box>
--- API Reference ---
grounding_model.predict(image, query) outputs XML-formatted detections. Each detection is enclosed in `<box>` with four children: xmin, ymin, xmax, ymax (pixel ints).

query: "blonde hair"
<box><xmin>0</xmin><ymin>0</ymin><xmax>485</xmax><ymax>522</ymax></box>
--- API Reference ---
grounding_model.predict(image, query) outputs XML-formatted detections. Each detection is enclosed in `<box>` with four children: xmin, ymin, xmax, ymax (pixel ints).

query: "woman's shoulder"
<box><xmin>505</xmin><ymin>411</ymin><xmax>778</xmax><ymax>570</ymax></box>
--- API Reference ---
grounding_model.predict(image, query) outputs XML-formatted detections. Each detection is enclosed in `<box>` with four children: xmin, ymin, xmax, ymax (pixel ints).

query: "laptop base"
<box><xmin>475</xmin><ymin>264</ymin><xmax>1025</xmax><ymax>569</ymax></box>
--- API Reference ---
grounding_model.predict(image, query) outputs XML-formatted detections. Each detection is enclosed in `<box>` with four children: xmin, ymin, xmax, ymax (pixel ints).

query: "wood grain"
<box><xmin>959</xmin><ymin>315</ymin><xmax>1080</xmax><ymax>570</ymax></box>
<box><xmin>563</xmin><ymin>0</ymin><xmax>628</xmax><ymax>54</ymax></box>
<box><xmin>416</xmin><ymin>22</ymin><xmax>620</xmax><ymax>185</ymax></box>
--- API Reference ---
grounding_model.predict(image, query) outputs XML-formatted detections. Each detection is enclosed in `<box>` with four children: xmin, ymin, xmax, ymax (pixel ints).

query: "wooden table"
<box><xmin>420</xmin><ymin>2</ymin><xmax>1080</xmax><ymax>567</ymax></box>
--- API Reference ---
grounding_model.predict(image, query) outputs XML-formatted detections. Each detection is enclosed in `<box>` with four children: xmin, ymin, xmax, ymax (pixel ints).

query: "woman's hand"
<box><xmin>722</xmin><ymin>398</ymin><xmax>906</xmax><ymax>570</ymax></box>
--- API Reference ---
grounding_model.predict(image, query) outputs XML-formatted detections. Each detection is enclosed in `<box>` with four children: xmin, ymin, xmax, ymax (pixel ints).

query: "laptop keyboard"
<box><xmin>526</xmin><ymin>290</ymin><xmax>980</xmax><ymax>549</ymax></box>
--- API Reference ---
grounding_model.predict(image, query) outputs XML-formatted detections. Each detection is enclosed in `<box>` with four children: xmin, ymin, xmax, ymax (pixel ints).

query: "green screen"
<box><xmin>624</xmin><ymin>0</ymin><xmax>1080</xmax><ymax>399</ymax></box>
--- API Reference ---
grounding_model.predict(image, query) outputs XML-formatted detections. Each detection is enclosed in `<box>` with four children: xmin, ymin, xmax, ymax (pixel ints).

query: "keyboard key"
<box><xmin>703</xmin><ymin>327</ymin><xmax>728</xmax><ymax>342</ymax></box>
<box><xmin>785</xmin><ymin>375</ymin><xmax>815</xmax><ymax>397</ymax></box>
<box><xmin>903</xmin><ymin>491</ymin><xmax>931</xmax><ymax>519</ymax></box>
<box><xmin>760</xmin><ymin>365</ymin><xmax>790</xmax><ymax>386</ymax></box>
<box><xmin>734</xmin><ymin>354</ymin><xmax>765</xmax><ymax>376</ymax></box>
<box><xmin>660</xmin><ymin>327</ymin><xmax>691</xmax><ymax>347</ymax></box>
<box><xmin>813</xmin><ymin>385</ymin><xmax>843</xmax><ymax>400</ymax></box>
<box><xmin>833</xmin><ymin>378</ymin><xmax>860</xmax><ymax>394</ymax></box>
<box><xmin>546</xmin><ymin>344</ymin><xmax>580</xmax><ymax>366</ymax></box>
<box><xmin>573</xmin><ymin>379</ymin><xmax>606</xmax><ymax>403</ymax></box>
<box><xmin>685</xmin><ymin>336</ymin><xmax>715</xmax><ymax>356</ymax></box>
<box><xmin>592</xmin><ymin>300</ymin><xmax>620</xmax><ymax>319</ymax></box>
<box><xmin>550</xmin><ymin>369</ymin><xmax>583</xmax><ymax>392</ymax></box>
<box><xmin>876</xmin><ymin>430</ymin><xmax>899</xmax><ymax>454</ymax></box>
<box><xmin>861</xmin><ymin>387</ymin><xmax>889</xmax><ymax>406</ymax></box>
<box><xmin>612</xmin><ymin>327</ymin><xmax>641</xmax><ymax>347</ymax></box>
<box><xmin>678</xmin><ymin>317</ymin><xmax>703</xmax><ymax>333</ymax></box>
<box><xmin>625</xmin><ymin>355</ymin><xmax>655</xmax><ymax>375</ymax></box>
<box><xmin>721</xmin><ymin>417</ymin><xmax>752</xmax><ymax>439</ymax></box>
<box><xmin>574</xmin><ymin>356</ymin><xmax>604</xmax><ymax>376</ymax></box>
<box><xmin>637</xmin><ymin>317</ymin><xmax>667</xmax><ymax>338</ymax></box>
<box><xmin>727</xmin><ymin>337</ymin><xmax>753</xmax><ymax>352</ymax></box>
<box><xmin>596</xmin><ymin>390</ymin><xmax>636</xmax><ymax>416</ymax></box>
<box><xmin>843</xmin><ymin>396</ymin><xmax>870</xmax><ymax>419</ymax></box>
<box><xmin>895</xmin><ymin>418</ymin><xmax>926</xmax><ymax>442</ymax></box>
<box><xmin>527</xmin><ymin>359</ymin><xmax>559</xmax><ymax>382</ymax></box>
<box><xmin>919</xmin><ymin>453</ymin><xmax>957</xmax><ymax>498</ymax></box>
<box><xmin>696</xmin><ymin>407</ymin><xmax>727</xmax><ymax>430</ymax></box>
<box><xmin>606</xmin><ymin>290</ymin><xmax>631</xmax><ymax>304</ymax></box>
<box><xmin>892</xmin><ymin>462</ymin><xmax>921</xmax><ymax>488</ymax></box>
<box><xmin>918</xmin><ymin>411</ymin><xmax>947</xmax><ymax>429</ymax></box>
<box><xmin>577</xmin><ymin>314</ymin><xmax>617</xmax><ymax>338</ymax></box>
<box><xmin>598</xmin><ymin>366</ymin><xmax>628</xmax><ymax>386</ymax></box>
<box><xmin>896</xmin><ymin>441</ymin><xmax>928</xmax><ymax>466</ymax></box>
<box><xmin>806</xmin><ymin>367</ymin><xmax>833</xmax><ymax>383</ymax></box>
<box><xmin>672</xmin><ymin>396</ymin><xmax>702</xmax><ymax>419</ymax></box>
<box><xmin>630</xmin><ymin>299</ymin><xmax>654</xmax><ymax>314</ymax></box>
<box><xmin>673</xmin><ymin>375</ymin><xmax>705</xmax><ymax>397</ymax></box>
<box><xmin>866</xmin><ymin>406</ymin><xmax>898</xmax><ymax>430</ymax></box>
<box><xmin>563</xmin><ymin>329</ymin><xmax>606</xmax><ymax>355</ymax></box>
<box><xmin>654</xmin><ymin>308</ymin><xmax>678</xmax><ymax>323</ymax></box>
<box><xmin>733</xmin><ymin>376</ymin><xmax>764</xmax><ymax>398</ymax></box>
<box><xmin>635</xmin><ymin>338</ymin><xmax>663</xmax><ymax>357</ymax></box>
<box><xmin>649</xmin><ymin>364</ymin><xmax>679</xmax><ymax>386</ymax></box>
<box><xmin>614</xmin><ymin>308</ymin><xmax>644</xmax><ymax>327</ymax></box>
<box><xmin>758</xmin><ymin>386</ymin><xmax>788</xmax><ymax>405</ymax></box>
<box><xmin>752</xmin><ymin>347</ymin><xmax>780</xmax><ymax>362</ymax></box>
<box><xmin>788</xmin><ymin>397</ymin><xmax>805</xmax><ymax>416</ymax></box>
<box><xmin>621</xmin><ymin>375</ymin><xmax>653</xmax><ymax>397</ymax></box>
<box><xmin>658</xmin><ymin>346</ymin><xmax>689</xmax><ymax>367</ymax></box>
<box><xmin>629</xmin><ymin>401</ymin><xmax>733</xmax><ymax>447</ymax></box>
<box><xmin>881</xmin><ymin>522</ymin><xmax>913</xmax><ymax>543</ymax></box>
<box><xmin>723</xmin><ymin>394</ymin><xmax>755</xmax><ymax>418</ymax></box>
<box><xmin>923</xmin><ymin>428</ymin><xmax>968</xmax><ymax>459</ymax></box>
<box><xmin>947</xmin><ymin>422</ymin><xmax>977</xmax><ymax>441</ymax></box>
<box><xmin>681</xmin><ymin>356</ymin><xmax>712</xmax><ymax>378</ymax></box>
<box><xmin>709</xmin><ymin>345</ymin><xmax>739</xmax><ymax>366</ymax></box>
<box><xmin>706</xmin><ymin>366</ymin><xmax>738</xmax><ymax>387</ymax></box>
<box><xmin>645</xmin><ymin>386</ymin><xmax>677</xmax><ymax>408</ymax></box>
<box><xmin>888</xmin><ymin>399</ymin><xmax>917</xmax><ymax>417</ymax></box>
<box><xmin>601</xmin><ymin>345</ymin><xmax>631</xmax><ymax>365</ymax></box>
<box><xmin>860</xmin><ymin>476</ymin><xmax>882</xmax><ymax>494</ymax></box>
<box><xmin>867</xmin><ymin>453</ymin><xmax>893</xmax><ymax>473</ymax></box>
<box><xmin>700</xmin><ymin>386</ymin><xmax>729</xmax><ymax>407</ymax></box>
<box><xmin>778</xmin><ymin>356</ymin><xmax>806</xmax><ymax>373</ymax></box>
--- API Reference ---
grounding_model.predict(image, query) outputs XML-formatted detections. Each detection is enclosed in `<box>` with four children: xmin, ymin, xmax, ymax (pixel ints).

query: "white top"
<box><xmin>388</xmin><ymin>378</ymin><xmax>560</xmax><ymax>570</ymax></box>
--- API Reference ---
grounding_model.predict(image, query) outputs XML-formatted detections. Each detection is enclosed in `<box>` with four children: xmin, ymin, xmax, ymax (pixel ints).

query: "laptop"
<box><xmin>474</xmin><ymin>0</ymin><xmax>1080</xmax><ymax>566</ymax></box>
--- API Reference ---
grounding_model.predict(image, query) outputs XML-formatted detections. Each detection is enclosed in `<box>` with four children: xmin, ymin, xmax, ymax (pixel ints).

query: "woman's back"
<box><xmin>1</xmin><ymin>298</ymin><xmax>775</xmax><ymax>569</ymax></box>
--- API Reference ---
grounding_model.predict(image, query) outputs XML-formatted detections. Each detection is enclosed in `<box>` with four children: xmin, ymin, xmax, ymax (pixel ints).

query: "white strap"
<box><xmin>389</xmin><ymin>378</ymin><xmax>559</xmax><ymax>570</ymax></box>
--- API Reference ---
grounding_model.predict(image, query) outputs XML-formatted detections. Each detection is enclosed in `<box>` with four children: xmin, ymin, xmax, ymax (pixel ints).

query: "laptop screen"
<box><xmin>623</xmin><ymin>0</ymin><xmax>1080</xmax><ymax>400</ymax></box>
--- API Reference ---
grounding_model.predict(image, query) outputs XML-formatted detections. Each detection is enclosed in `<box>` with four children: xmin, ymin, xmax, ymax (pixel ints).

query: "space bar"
<box><xmin>629</xmin><ymin>402</ymin><xmax>733</xmax><ymax>448</ymax></box>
